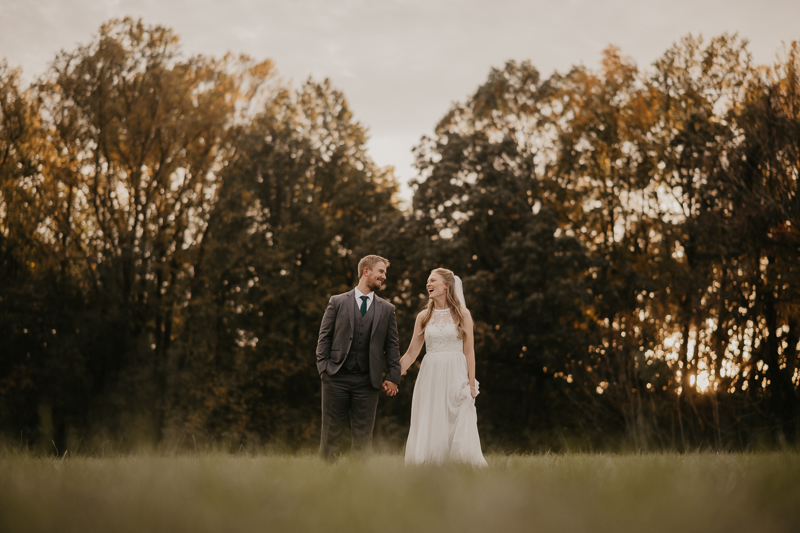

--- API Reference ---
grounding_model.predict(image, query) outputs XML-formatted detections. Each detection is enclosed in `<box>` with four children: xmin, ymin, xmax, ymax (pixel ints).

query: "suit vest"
<box><xmin>343</xmin><ymin>296</ymin><xmax>375</xmax><ymax>373</ymax></box>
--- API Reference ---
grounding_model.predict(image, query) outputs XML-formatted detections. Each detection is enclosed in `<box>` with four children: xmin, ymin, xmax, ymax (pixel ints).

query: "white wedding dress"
<box><xmin>404</xmin><ymin>308</ymin><xmax>488</xmax><ymax>466</ymax></box>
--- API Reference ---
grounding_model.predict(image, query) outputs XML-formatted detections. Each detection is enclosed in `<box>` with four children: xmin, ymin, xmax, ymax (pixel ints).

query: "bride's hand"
<box><xmin>470</xmin><ymin>385</ymin><xmax>478</xmax><ymax>399</ymax></box>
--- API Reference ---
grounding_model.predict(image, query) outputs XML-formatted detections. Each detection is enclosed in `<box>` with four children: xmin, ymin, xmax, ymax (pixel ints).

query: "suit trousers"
<box><xmin>320</xmin><ymin>369</ymin><xmax>380</xmax><ymax>460</ymax></box>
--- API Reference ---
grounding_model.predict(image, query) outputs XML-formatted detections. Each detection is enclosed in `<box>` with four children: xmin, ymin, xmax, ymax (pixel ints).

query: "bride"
<box><xmin>399</xmin><ymin>268</ymin><xmax>487</xmax><ymax>466</ymax></box>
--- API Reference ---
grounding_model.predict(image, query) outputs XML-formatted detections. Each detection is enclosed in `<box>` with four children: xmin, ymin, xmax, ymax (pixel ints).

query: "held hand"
<box><xmin>382</xmin><ymin>380</ymin><xmax>398</xmax><ymax>397</ymax></box>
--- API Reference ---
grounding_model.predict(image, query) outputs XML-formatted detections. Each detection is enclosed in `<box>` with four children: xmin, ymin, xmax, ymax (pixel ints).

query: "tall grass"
<box><xmin>1</xmin><ymin>452</ymin><xmax>798</xmax><ymax>533</ymax></box>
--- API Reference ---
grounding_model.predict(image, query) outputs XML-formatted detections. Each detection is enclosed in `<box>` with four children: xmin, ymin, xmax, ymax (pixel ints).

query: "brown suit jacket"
<box><xmin>316</xmin><ymin>290</ymin><xmax>401</xmax><ymax>389</ymax></box>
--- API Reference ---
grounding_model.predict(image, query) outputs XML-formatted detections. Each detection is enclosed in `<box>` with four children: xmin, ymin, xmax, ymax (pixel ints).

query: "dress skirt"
<box><xmin>404</xmin><ymin>349</ymin><xmax>487</xmax><ymax>466</ymax></box>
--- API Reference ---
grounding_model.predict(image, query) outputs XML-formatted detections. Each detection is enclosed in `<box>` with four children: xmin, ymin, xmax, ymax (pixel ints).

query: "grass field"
<box><xmin>1</xmin><ymin>452</ymin><xmax>799</xmax><ymax>533</ymax></box>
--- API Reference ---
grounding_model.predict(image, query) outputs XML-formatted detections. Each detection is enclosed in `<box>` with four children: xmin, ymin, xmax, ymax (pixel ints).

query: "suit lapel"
<box><xmin>345</xmin><ymin>289</ymin><xmax>355</xmax><ymax>332</ymax></box>
<box><xmin>371</xmin><ymin>296</ymin><xmax>385</xmax><ymax>335</ymax></box>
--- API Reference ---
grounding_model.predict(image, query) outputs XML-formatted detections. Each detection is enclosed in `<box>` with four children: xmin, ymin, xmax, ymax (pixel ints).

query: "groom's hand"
<box><xmin>382</xmin><ymin>380</ymin><xmax>398</xmax><ymax>397</ymax></box>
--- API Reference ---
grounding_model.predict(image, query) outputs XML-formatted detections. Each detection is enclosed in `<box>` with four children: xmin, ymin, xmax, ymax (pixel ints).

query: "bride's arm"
<box><xmin>462</xmin><ymin>308</ymin><xmax>478</xmax><ymax>398</ymax></box>
<box><xmin>399</xmin><ymin>312</ymin><xmax>426</xmax><ymax>375</ymax></box>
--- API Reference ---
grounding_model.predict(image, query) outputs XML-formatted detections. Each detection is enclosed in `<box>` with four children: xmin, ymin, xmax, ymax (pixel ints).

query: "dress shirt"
<box><xmin>354</xmin><ymin>287</ymin><xmax>374</xmax><ymax>312</ymax></box>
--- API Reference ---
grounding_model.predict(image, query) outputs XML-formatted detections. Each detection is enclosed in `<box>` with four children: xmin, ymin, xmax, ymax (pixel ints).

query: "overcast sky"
<box><xmin>2</xmin><ymin>0</ymin><xmax>798</xmax><ymax>197</ymax></box>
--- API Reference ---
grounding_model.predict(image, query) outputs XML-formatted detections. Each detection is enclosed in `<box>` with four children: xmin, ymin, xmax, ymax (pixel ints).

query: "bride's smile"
<box><xmin>426</xmin><ymin>274</ymin><xmax>446</xmax><ymax>302</ymax></box>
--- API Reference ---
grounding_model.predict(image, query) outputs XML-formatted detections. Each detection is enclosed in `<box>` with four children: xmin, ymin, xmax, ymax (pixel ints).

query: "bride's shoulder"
<box><xmin>459</xmin><ymin>306</ymin><xmax>472</xmax><ymax>320</ymax></box>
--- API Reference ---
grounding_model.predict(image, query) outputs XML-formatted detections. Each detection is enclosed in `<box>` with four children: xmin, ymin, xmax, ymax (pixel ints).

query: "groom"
<box><xmin>316</xmin><ymin>255</ymin><xmax>401</xmax><ymax>460</ymax></box>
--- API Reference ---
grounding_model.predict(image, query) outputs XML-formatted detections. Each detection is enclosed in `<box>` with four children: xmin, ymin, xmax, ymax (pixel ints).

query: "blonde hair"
<box><xmin>357</xmin><ymin>255</ymin><xmax>390</xmax><ymax>278</ymax></box>
<box><xmin>419</xmin><ymin>268</ymin><xmax>468</xmax><ymax>340</ymax></box>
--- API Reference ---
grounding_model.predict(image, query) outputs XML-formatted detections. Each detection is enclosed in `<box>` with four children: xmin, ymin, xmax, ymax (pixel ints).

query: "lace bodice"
<box><xmin>425</xmin><ymin>309</ymin><xmax>464</xmax><ymax>354</ymax></box>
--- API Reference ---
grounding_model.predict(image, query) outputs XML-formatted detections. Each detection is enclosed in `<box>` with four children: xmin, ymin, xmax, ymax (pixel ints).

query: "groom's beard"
<box><xmin>370</xmin><ymin>279</ymin><xmax>383</xmax><ymax>292</ymax></box>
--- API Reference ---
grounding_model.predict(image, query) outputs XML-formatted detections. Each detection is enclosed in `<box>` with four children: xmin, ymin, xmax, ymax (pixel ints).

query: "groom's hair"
<box><xmin>358</xmin><ymin>255</ymin><xmax>390</xmax><ymax>278</ymax></box>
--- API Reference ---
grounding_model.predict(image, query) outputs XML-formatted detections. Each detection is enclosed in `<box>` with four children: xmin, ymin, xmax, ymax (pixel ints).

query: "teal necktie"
<box><xmin>360</xmin><ymin>296</ymin><xmax>368</xmax><ymax>317</ymax></box>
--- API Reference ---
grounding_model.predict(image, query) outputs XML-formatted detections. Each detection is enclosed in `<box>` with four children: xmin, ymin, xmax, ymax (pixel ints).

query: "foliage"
<box><xmin>1</xmin><ymin>21</ymin><xmax>799</xmax><ymax>452</ymax></box>
<box><xmin>0</xmin><ymin>19</ymin><xmax>398</xmax><ymax>450</ymax></box>
<box><xmin>394</xmin><ymin>35</ymin><xmax>800</xmax><ymax>450</ymax></box>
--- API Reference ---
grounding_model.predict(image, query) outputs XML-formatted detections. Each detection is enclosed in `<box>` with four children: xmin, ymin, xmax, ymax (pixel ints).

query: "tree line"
<box><xmin>1</xmin><ymin>19</ymin><xmax>798</xmax><ymax>453</ymax></box>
